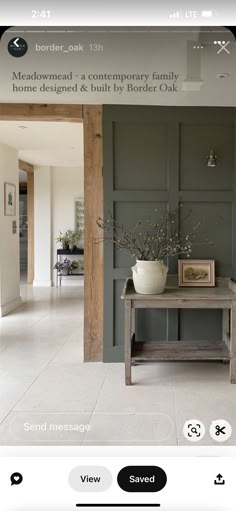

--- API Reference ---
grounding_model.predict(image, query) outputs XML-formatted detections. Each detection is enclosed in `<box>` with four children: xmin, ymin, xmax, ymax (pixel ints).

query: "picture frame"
<box><xmin>178</xmin><ymin>259</ymin><xmax>215</xmax><ymax>287</ymax></box>
<box><xmin>4</xmin><ymin>182</ymin><xmax>16</xmax><ymax>216</ymax></box>
<box><xmin>75</xmin><ymin>198</ymin><xmax>84</xmax><ymax>244</ymax></box>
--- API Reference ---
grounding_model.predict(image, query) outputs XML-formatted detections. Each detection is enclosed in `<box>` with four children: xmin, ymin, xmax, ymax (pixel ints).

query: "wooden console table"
<box><xmin>121</xmin><ymin>278</ymin><xmax>236</xmax><ymax>385</ymax></box>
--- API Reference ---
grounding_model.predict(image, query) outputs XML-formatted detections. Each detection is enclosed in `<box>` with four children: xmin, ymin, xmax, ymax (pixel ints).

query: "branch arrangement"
<box><xmin>96</xmin><ymin>207</ymin><xmax>211</xmax><ymax>261</ymax></box>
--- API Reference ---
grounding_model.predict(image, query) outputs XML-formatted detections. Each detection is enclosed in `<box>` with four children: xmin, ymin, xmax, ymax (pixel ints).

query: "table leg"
<box><xmin>222</xmin><ymin>309</ymin><xmax>230</xmax><ymax>364</ymax></box>
<box><xmin>125</xmin><ymin>300</ymin><xmax>132</xmax><ymax>385</ymax></box>
<box><xmin>131</xmin><ymin>308</ymin><xmax>137</xmax><ymax>366</ymax></box>
<box><xmin>230</xmin><ymin>304</ymin><xmax>236</xmax><ymax>384</ymax></box>
<box><xmin>222</xmin><ymin>309</ymin><xmax>229</xmax><ymax>342</ymax></box>
<box><xmin>57</xmin><ymin>253</ymin><xmax>60</xmax><ymax>288</ymax></box>
<box><xmin>131</xmin><ymin>308</ymin><xmax>135</xmax><ymax>337</ymax></box>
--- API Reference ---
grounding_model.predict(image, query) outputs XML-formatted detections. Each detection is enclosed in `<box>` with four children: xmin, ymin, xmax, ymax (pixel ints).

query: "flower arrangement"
<box><xmin>56</xmin><ymin>229</ymin><xmax>81</xmax><ymax>250</ymax></box>
<box><xmin>53</xmin><ymin>258</ymin><xmax>79</xmax><ymax>274</ymax></box>
<box><xmin>97</xmin><ymin>207</ymin><xmax>209</xmax><ymax>262</ymax></box>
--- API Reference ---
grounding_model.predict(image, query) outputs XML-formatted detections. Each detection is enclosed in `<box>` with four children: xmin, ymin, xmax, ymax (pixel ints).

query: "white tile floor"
<box><xmin>0</xmin><ymin>284</ymin><xmax>236</xmax><ymax>446</ymax></box>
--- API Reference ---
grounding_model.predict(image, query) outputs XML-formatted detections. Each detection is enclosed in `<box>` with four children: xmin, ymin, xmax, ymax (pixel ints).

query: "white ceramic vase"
<box><xmin>131</xmin><ymin>260</ymin><xmax>168</xmax><ymax>294</ymax></box>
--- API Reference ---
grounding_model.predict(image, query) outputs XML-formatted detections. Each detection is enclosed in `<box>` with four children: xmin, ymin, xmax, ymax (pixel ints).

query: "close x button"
<box><xmin>117</xmin><ymin>465</ymin><xmax>167</xmax><ymax>492</ymax></box>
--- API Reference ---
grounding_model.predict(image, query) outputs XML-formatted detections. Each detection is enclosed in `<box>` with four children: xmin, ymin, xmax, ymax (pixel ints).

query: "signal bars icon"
<box><xmin>169</xmin><ymin>12</ymin><xmax>181</xmax><ymax>19</ymax></box>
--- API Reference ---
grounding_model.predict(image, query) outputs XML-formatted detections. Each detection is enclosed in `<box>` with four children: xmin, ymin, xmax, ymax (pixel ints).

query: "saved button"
<box><xmin>117</xmin><ymin>466</ymin><xmax>167</xmax><ymax>493</ymax></box>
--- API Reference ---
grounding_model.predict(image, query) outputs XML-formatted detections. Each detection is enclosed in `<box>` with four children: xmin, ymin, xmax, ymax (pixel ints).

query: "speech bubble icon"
<box><xmin>10</xmin><ymin>472</ymin><xmax>23</xmax><ymax>486</ymax></box>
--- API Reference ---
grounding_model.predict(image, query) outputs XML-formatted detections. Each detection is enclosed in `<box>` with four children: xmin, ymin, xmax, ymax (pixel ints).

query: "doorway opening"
<box><xmin>0</xmin><ymin>119</ymin><xmax>86</xmax><ymax>362</ymax></box>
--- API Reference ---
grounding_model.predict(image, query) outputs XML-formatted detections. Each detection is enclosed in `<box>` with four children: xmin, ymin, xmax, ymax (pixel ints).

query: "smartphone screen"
<box><xmin>0</xmin><ymin>12</ymin><xmax>235</xmax><ymax>511</ymax></box>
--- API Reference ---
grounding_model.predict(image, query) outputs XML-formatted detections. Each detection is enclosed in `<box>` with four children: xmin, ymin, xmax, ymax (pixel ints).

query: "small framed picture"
<box><xmin>178</xmin><ymin>259</ymin><xmax>215</xmax><ymax>287</ymax></box>
<box><xmin>4</xmin><ymin>182</ymin><xmax>16</xmax><ymax>216</ymax></box>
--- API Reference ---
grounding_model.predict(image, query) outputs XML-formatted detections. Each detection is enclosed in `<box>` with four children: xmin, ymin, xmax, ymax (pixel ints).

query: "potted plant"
<box><xmin>56</xmin><ymin>231</ymin><xmax>70</xmax><ymax>250</ymax></box>
<box><xmin>97</xmin><ymin>208</ymin><xmax>209</xmax><ymax>294</ymax></box>
<box><xmin>53</xmin><ymin>258</ymin><xmax>74</xmax><ymax>275</ymax></box>
<box><xmin>70</xmin><ymin>260</ymin><xmax>79</xmax><ymax>272</ymax></box>
<box><xmin>56</xmin><ymin>229</ymin><xmax>81</xmax><ymax>251</ymax></box>
<box><xmin>67</xmin><ymin>229</ymin><xmax>82</xmax><ymax>251</ymax></box>
<box><xmin>71</xmin><ymin>259</ymin><xmax>84</xmax><ymax>274</ymax></box>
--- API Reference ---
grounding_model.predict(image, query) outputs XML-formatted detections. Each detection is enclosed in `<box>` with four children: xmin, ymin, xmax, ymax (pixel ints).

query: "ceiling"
<box><xmin>0</xmin><ymin>121</ymin><xmax>84</xmax><ymax>167</ymax></box>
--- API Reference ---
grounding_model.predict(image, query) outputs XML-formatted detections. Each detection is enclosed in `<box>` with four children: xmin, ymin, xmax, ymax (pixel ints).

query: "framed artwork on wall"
<box><xmin>4</xmin><ymin>182</ymin><xmax>16</xmax><ymax>216</ymax></box>
<box><xmin>75</xmin><ymin>198</ymin><xmax>84</xmax><ymax>243</ymax></box>
<box><xmin>178</xmin><ymin>259</ymin><xmax>215</xmax><ymax>287</ymax></box>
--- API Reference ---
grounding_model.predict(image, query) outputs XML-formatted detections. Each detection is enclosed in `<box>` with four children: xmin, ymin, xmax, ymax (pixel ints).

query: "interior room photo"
<box><xmin>0</xmin><ymin>102</ymin><xmax>235</xmax><ymax>446</ymax></box>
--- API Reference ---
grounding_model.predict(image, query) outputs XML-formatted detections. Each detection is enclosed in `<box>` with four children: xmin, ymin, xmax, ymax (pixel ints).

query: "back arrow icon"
<box><xmin>13</xmin><ymin>38</ymin><xmax>20</xmax><ymax>48</ymax></box>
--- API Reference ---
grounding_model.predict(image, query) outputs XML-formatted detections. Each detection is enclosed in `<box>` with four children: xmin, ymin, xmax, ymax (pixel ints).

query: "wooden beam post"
<box><xmin>27</xmin><ymin>173</ymin><xmax>34</xmax><ymax>285</ymax></box>
<box><xmin>0</xmin><ymin>104</ymin><xmax>83</xmax><ymax>122</ymax></box>
<box><xmin>83</xmin><ymin>105</ymin><xmax>103</xmax><ymax>361</ymax></box>
<box><xmin>19</xmin><ymin>159</ymin><xmax>34</xmax><ymax>174</ymax></box>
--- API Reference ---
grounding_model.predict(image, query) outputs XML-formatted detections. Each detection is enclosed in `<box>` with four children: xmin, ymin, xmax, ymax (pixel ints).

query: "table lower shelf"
<box><xmin>58</xmin><ymin>273</ymin><xmax>84</xmax><ymax>276</ymax></box>
<box><xmin>132</xmin><ymin>341</ymin><xmax>230</xmax><ymax>362</ymax></box>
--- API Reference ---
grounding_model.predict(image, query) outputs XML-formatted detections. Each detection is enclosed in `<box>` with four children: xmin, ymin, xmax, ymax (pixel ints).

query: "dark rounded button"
<box><xmin>117</xmin><ymin>466</ymin><xmax>167</xmax><ymax>493</ymax></box>
<box><xmin>8</xmin><ymin>38</ymin><xmax>28</xmax><ymax>58</ymax></box>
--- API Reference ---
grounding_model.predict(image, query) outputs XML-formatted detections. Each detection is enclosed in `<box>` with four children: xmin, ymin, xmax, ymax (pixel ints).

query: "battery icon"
<box><xmin>201</xmin><ymin>10</ymin><xmax>213</xmax><ymax>17</ymax></box>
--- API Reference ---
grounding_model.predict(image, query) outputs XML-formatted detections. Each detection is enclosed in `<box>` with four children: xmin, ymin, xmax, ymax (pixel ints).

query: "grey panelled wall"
<box><xmin>103</xmin><ymin>106</ymin><xmax>235</xmax><ymax>362</ymax></box>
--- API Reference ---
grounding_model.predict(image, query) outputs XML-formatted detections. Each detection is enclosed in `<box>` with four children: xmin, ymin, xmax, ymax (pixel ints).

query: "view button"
<box><xmin>117</xmin><ymin>466</ymin><xmax>167</xmax><ymax>492</ymax></box>
<box><xmin>69</xmin><ymin>466</ymin><xmax>112</xmax><ymax>492</ymax></box>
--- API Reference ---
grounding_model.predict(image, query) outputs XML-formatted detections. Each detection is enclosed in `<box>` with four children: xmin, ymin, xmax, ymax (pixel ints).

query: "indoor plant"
<box><xmin>67</xmin><ymin>229</ymin><xmax>82</xmax><ymax>250</ymax></box>
<box><xmin>97</xmin><ymin>208</ymin><xmax>208</xmax><ymax>294</ymax></box>
<box><xmin>53</xmin><ymin>258</ymin><xmax>79</xmax><ymax>275</ymax></box>
<box><xmin>56</xmin><ymin>229</ymin><xmax>81</xmax><ymax>251</ymax></box>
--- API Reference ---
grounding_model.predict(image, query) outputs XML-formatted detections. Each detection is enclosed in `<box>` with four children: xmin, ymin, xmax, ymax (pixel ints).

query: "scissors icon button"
<box><xmin>215</xmin><ymin>425</ymin><xmax>226</xmax><ymax>436</ymax></box>
<box><xmin>210</xmin><ymin>420</ymin><xmax>232</xmax><ymax>442</ymax></box>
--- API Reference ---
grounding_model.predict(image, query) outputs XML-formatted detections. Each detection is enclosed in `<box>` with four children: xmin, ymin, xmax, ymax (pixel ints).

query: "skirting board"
<box><xmin>0</xmin><ymin>296</ymin><xmax>22</xmax><ymax>317</ymax></box>
<box><xmin>33</xmin><ymin>280</ymin><xmax>52</xmax><ymax>287</ymax></box>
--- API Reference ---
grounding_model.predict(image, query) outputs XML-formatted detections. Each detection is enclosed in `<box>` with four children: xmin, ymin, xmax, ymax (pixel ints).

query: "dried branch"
<box><xmin>96</xmin><ymin>206</ymin><xmax>211</xmax><ymax>261</ymax></box>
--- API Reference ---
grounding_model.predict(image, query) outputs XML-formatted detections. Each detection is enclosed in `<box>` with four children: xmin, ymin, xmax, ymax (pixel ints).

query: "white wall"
<box><xmin>33</xmin><ymin>165</ymin><xmax>84</xmax><ymax>287</ymax></box>
<box><xmin>0</xmin><ymin>143</ymin><xmax>21</xmax><ymax>316</ymax></box>
<box><xmin>52</xmin><ymin>166</ymin><xmax>84</xmax><ymax>286</ymax></box>
<box><xmin>33</xmin><ymin>166</ymin><xmax>52</xmax><ymax>286</ymax></box>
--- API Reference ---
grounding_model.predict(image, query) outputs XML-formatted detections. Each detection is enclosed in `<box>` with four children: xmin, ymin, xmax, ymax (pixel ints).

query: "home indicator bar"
<box><xmin>75</xmin><ymin>505</ymin><xmax>161</xmax><ymax>508</ymax></box>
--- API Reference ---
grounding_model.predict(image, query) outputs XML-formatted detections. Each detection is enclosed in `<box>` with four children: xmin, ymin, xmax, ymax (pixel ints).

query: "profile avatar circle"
<box><xmin>8</xmin><ymin>38</ymin><xmax>28</xmax><ymax>57</ymax></box>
